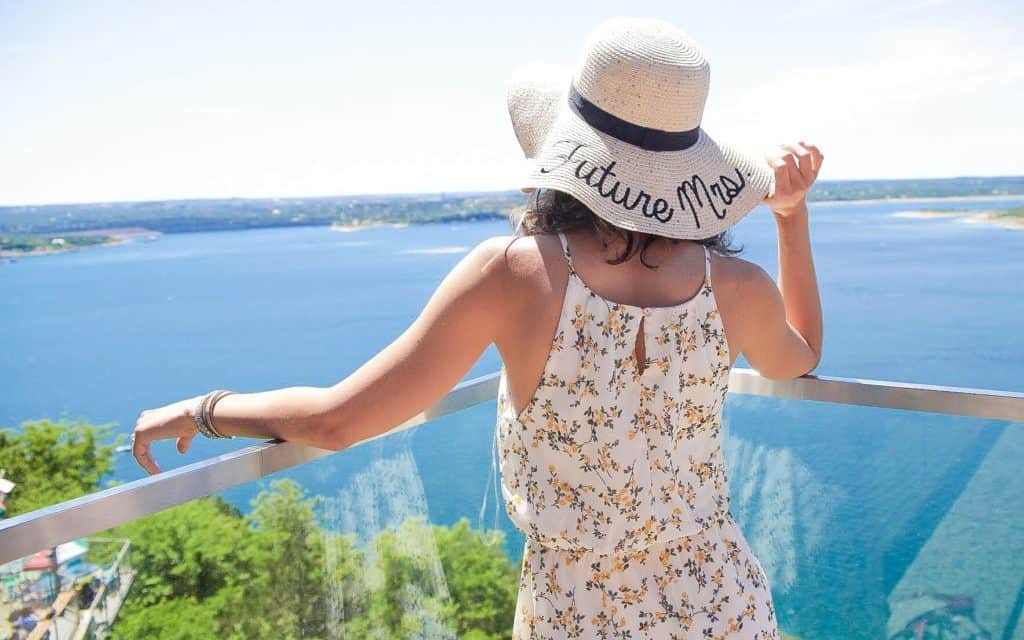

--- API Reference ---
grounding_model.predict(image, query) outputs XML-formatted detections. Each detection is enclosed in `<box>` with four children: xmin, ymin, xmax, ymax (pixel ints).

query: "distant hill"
<box><xmin>0</xmin><ymin>192</ymin><xmax>523</xmax><ymax>235</ymax></box>
<box><xmin>2</xmin><ymin>177</ymin><xmax>1022</xmax><ymax>236</ymax></box>
<box><xmin>809</xmin><ymin>176</ymin><xmax>1024</xmax><ymax>202</ymax></box>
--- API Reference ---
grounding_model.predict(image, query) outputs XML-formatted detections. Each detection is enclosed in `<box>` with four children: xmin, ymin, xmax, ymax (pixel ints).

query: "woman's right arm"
<box><xmin>740</xmin><ymin>142</ymin><xmax>824</xmax><ymax>380</ymax></box>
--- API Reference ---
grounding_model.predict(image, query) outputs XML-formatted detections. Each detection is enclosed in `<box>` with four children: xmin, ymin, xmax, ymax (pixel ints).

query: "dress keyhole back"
<box><xmin>634</xmin><ymin>316</ymin><xmax>647</xmax><ymax>375</ymax></box>
<box><xmin>556</xmin><ymin>231</ymin><xmax>692</xmax><ymax>378</ymax></box>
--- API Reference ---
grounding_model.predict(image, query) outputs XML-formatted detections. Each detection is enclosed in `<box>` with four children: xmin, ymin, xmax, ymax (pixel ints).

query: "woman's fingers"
<box><xmin>132</xmin><ymin>430</ymin><xmax>162</xmax><ymax>475</ymax></box>
<box><xmin>771</xmin><ymin>156</ymin><xmax>792</xmax><ymax>197</ymax></box>
<box><xmin>176</xmin><ymin>433</ymin><xmax>195</xmax><ymax>454</ymax></box>
<box><xmin>782</xmin><ymin>143</ymin><xmax>815</xmax><ymax>186</ymax></box>
<box><xmin>764</xmin><ymin>141</ymin><xmax>823</xmax><ymax>214</ymax></box>
<box><xmin>800</xmin><ymin>141</ymin><xmax>824</xmax><ymax>179</ymax></box>
<box><xmin>768</xmin><ymin>141</ymin><xmax>823</xmax><ymax>195</ymax></box>
<box><xmin>132</xmin><ymin>401</ymin><xmax>197</xmax><ymax>474</ymax></box>
<box><xmin>782</xmin><ymin>152</ymin><xmax>807</xmax><ymax>191</ymax></box>
<box><xmin>798</xmin><ymin>141</ymin><xmax>824</xmax><ymax>179</ymax></box>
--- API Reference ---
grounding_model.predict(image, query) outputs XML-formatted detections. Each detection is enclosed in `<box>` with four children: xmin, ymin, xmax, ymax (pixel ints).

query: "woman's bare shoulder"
<box><xmin>456</xmin><ymin>235</ymin><xmax>566</xmax><ymax>333</ymax></box>
<box><xmin>470</xmin><ymin>233</ymin><xmax>566</xmax><ymax>290</ymax></box>
<box><xmin>711</xmin><ymin>252</ymin><xmax>776</xmax><ymax>296</ymax></box>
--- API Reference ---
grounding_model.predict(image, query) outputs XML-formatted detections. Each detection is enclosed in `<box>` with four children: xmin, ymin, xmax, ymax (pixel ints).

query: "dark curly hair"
<box><xmin>509</xmin><ymin>188</ymin><xmax>742</xmax><ymax>269</ymax></box>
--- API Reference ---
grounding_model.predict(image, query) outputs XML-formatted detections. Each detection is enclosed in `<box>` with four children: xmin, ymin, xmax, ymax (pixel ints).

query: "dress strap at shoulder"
<box><xmin>556</xmin><ymin>232</ymin><xmax>577</xmax><ymax>275</ymax></box>
<box><xmin>702</xmin><ymin>245</ymin><xmax>712</xmax><ymax>287</ymax></box>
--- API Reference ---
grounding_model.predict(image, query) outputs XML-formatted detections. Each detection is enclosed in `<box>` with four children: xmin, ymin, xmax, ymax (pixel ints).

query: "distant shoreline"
<box><xmin>0</xmin><ymin>228</ymin><xmax>160</xmax><ymax>258</ymax></box>
<box><xmin>813</xmin><ymin>193</ymin><xmax>1024</xmax><ymax>207</ymax></box>
<box><xmin>892</xmin><ymin>209</ymin><xmax>1024</xmax><ymax>230</ymax></box>
<box><xmin>3</xmin><ymin>193</ymin><xmax>1023</xmax><ymax>261</ymax></box>
<box><xmin>330</xmin><ymin>221</ymin><xmax>410</xmax><ymax>232</ymax></box>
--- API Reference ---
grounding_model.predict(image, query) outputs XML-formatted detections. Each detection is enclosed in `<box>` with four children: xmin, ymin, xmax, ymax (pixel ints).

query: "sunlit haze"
<box><xmin>1</xmin><ymin>0</ymin><xmax>1020</xmax><ymax>205</ymax></box>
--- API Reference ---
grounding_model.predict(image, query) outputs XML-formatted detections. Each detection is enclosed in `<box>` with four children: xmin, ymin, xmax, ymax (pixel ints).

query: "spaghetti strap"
<box><xmin>702</xmin><ymin>245</ymin><xmax>712</xmax><ymax>288</ymax></box>
<box><xmin>556</xmin><ymin>232</ymin><xmax>577</xmax><ymax>275</ymax></box>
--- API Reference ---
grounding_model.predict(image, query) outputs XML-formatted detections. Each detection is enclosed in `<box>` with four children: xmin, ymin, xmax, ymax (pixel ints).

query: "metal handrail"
<box><xmin>727</xmin><ymin>369</ymin><xmax>1024</xmax><ymax>421</ymax></box>
<box><xmin>1</xmin><ymin>368</ymin><xmax>1021</xmax><ymax>564</ymax></box>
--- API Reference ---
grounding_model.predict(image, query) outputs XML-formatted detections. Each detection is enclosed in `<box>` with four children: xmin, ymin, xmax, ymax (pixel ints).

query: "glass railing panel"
<box><xmin>723</xmin><ymin>394</ymin><xmax>1023</xmax><ymax>640</ymax></box>
<box><xmin>2</xmin><ymin>385</ymin><xmax>1021</xmax><ymax>640</ymax></box>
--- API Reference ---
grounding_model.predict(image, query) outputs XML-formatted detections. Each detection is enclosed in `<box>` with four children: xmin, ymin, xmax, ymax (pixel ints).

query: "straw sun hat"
<box><xmin>508</xmin><ymin>17</ymin><xmax>775</xmax><ymax>240</ymax></box>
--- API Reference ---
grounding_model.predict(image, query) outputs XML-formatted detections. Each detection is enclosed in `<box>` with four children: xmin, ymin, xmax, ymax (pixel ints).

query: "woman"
<box><xmin>133</xmin><ymin>17</ymin><xmax>822</xmax><ymax>638</ymax></box>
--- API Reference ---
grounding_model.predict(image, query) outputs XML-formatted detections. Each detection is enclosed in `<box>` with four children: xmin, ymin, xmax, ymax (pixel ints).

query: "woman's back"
<box><xmin>495</xmin><ymin>229</ymin><xmax>781</xmax><ymax>637</ymax></box>
<box><xmin>496</xmin><ymin>229</ymin><xmax>752</xmax><ymax>419</ymax></box>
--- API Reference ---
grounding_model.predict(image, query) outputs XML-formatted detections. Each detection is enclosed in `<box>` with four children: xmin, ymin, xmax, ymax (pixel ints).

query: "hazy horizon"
<box><xmin>2</xmin><ymin>174</ymin><xmax>1024</xmax><ymax>210</ymax></box>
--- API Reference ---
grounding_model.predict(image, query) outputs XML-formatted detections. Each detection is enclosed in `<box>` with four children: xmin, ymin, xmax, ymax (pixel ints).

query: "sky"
<box><xmin>1</xmin><ymin>0</ymin><xmax>1021</xmax><ymax>206</ymax></box>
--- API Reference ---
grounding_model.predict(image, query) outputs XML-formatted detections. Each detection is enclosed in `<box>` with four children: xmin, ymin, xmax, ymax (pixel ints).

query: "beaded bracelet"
<box><xmin>193</xmin><ymin>390</ymin><xmax>235</xmax><ymax>439</ymax></box>
<box><xmin>206</xmin><ymin>390</ymin><xmax>235</xmax><ymax>438</ymax></box>
<box><xmin>193</xmin><ymin>394</ymin><xmax>215</xmax><ymax>438</ymax></box>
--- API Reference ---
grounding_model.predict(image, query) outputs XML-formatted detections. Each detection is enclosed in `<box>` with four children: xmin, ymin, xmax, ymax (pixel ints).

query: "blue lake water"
<box><xmin>2</xmin><ymin>197</ymin><xmax>1023</xmax><ymax>639</ymax></box>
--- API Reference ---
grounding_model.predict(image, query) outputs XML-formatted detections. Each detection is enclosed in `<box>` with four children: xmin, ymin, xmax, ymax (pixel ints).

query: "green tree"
<box><xmin>344</xmin><ymin>515</ymin><xmax>519</xmax><ymax>640</ymax></box>
<box><xmin>353</xmin><ymin>515</ymin><xmax>457</xmax><ymax>640</ymax></box>
<box><xmin>0</xmin><ymin>418</ymin><xmax>120</xmax><ymax>515</ymax></box>
<box><xmin>110</xmin><ymin>596</ymin><xmax>218</xmax><ymax>640</ymax></box>
<box><xmin>107</xmin><ymin>497</ymin><xmax>258</xmax><ymax>607</ymax></box>
<box><xmin>105</xmin><ymin>479</ymin><xmax>373</xmax><ymax>640</ymax></box>
<box><xmin>218</xmin><ymin>479</ymin><xmax>339</xmax><ymax>640</ymax></box>
<box><xmin>433</xmin><ymin>518</ymin><xmax>518</xmax><ymax>640</ymax></box>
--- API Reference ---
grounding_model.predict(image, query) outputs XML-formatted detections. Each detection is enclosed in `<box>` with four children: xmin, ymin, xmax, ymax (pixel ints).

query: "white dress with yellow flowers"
<box><xmin>496</xmin><ymin>232</ymin><xmax>779</xmax><ymax>639</ymax></box>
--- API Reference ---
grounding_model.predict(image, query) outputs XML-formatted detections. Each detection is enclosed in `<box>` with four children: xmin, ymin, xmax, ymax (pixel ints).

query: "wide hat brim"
<box><xmin>508</xmin><ymin>64</ymin><xmax>775</xmax><ymax>240</ymax></box>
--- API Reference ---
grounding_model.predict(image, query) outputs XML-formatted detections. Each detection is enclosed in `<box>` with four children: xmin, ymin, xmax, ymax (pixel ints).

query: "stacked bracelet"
<box><xmin>193</xmin><ymin>390</ymin><xmax>235</xmax><ymax>439</ymax></box>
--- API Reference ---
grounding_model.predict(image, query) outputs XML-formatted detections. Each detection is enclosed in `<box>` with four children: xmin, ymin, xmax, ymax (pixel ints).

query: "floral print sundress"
<box><xmin>496</xmin><ymin>232</ymin><xmax>779</xmax><ymax>639</ymax></box>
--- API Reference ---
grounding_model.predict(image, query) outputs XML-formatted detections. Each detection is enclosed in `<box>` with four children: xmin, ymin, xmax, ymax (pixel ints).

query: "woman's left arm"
<box><xmin>132</xmin><ymin>237</ymin><xmax>515</xmax><ymax>475</ymax></box>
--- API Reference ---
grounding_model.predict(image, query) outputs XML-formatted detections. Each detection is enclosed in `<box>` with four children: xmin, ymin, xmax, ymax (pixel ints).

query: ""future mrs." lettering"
<box><xmin>538</xmin><ymin>139</ymin><xmax>749</xmax><ymax>229</ymax></box>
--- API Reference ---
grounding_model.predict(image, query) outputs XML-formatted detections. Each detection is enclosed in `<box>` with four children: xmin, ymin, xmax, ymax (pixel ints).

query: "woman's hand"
<box><xmin>132</xmin><ymin>396</ymin><xmax>201</xmax><ymax>475</ymax></box>
<box><xmin>763</xmin><ymin>142</ymin><xmax>824</xmax><ymax>217</ymax></box>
